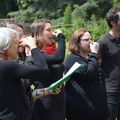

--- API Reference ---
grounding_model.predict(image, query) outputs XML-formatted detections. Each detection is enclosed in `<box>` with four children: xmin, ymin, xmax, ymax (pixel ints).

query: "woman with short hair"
<box><xmin>64</xmin><ymin>28</ymin><xmax>109</xmax><ymax>120</ymax></box>
<box><xmin>0</xmin><ymin>27</ymin><xmax>49</xmax><ymax>120</ymax></box>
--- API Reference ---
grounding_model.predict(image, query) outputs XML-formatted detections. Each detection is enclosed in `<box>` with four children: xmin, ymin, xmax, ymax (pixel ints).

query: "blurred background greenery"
<box><xmin>0</xmin><ymin>0</ymin><xmax>120</xmax><ymax>55</ymax></box>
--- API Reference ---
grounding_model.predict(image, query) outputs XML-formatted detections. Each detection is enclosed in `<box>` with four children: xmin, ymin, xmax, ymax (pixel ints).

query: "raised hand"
<box><xmin>52</xmin><ymin>29</ymin><xmax>62</xmax><ymax>37</ymax></box>
<box><xmin>19</xmin><ymin>36</ymin><xmax>37</xmax><ymax>50</ymax></box>
<box><xmin>90</xmin><ymin>41</ymin><xmax>99</xmax><ymax>54</ymax></box>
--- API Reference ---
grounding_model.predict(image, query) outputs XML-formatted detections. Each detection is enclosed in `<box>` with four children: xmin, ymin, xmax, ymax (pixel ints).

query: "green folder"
<box><xmin>48</xmin><ymin>62</ymin><xmax>84</xmax><ymax>91</ymax></box>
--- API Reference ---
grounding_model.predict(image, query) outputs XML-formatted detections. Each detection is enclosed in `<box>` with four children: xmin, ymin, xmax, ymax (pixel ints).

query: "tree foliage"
<box><xmin>8</xmin><ymin>0</ymin><xmax>72</xmax><ymax>22</ymax></box>
<box><xmin>0</xmin><ymin>0</ymin><xmax>119</xmax><ymax>46</ymax></box>
<box><xmin>64</xmin><ymin>4</ymin><xmax>72</xmax><ymax>24</ymax></box>
<box><xmin>0</xmin><ymin>0</ymin><xmax>115</xmax><ymax>23</ymax></box>
<box><xmin>0</xmin><ymin>0</ymin><xmax>18</xmax><ymax>18</ymax></box>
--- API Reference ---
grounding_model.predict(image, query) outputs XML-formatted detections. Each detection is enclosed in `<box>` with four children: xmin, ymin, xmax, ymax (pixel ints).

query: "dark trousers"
<box><xmin>106</xmin><ymin>92</ymin><xmax>120</xmax><ymax>120</ymax></box>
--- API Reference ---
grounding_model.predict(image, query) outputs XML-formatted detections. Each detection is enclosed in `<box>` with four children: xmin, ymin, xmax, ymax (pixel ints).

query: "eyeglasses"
<box><xmin>81</xmin><ymin>38</ymin><xmax>92</xmax><ymax>42</ymax></box>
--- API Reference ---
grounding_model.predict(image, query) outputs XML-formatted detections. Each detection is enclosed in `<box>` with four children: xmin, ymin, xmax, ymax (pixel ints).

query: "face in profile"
<box><xmin>42</xmin><ymin>23</ymin><xmax>53</xmax><ymax>43</ymax></box>
<box><xmin>7</xmin><ymin>34</ymin><xmax>18</xmax><ymax>59</ymax></box>
<box><xmin>16</xmin><ymin>26</ymin><xmax>25</xmax><ymax>58</ymax></box>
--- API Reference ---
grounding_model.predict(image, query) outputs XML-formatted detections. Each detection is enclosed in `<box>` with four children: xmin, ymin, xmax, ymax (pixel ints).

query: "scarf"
<box><xmin>42</xmin><ymin>42</ymin><xmax>56</xmax><ymax>54</ymax></box>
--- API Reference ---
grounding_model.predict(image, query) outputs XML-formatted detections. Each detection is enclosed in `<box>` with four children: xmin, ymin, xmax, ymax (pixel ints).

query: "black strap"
<box><xmin>72</xmin><ymin>81</ymin><xmax>95</xmax><ymax>110</ymax></box>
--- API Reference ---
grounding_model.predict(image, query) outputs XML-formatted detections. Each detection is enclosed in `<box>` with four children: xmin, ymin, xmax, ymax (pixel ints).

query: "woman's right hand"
<box><xmin>52</xmin><ymin>29</ymin><xmax>62</xmax><ymax>37</ymax></box>
<box><xmin>90</xmin><ymin>41</ymin><xmax>99</xmax><ymax>54</ymax></box>
<box><xmin>32</xmin><ymin>86</ymin><xmax>62</xmax><ymax>100</ymax></box>
<box><xmin>50</xmin><ymin>85</ymin><xmax>62</xmax><ymax>95</ymax></box>
<box><xmin>19</xmin><ymin>36</ymin><xmax>37</xmax><ymax>50</ymax></box>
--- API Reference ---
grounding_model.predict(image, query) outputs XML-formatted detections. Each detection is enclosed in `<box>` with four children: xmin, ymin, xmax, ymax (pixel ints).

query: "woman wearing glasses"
<box><xmin>64</xmin><ymin>28</ymin><xmax>109</xmax><ymax>120</ymax></box>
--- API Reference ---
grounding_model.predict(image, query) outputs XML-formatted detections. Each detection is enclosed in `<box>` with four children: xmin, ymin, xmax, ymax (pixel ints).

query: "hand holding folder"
<box><xmin>48</xmin><ymin>62</ymin><xmax>84</xmax><ymax>91</ymax></box>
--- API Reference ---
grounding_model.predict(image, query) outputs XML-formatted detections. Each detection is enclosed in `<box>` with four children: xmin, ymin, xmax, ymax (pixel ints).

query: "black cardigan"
<box><xmin>26</xmin><ymin>33</ymin><xmax>66</xmax><ymax>120</ymax></box>
<box><xmin>64</xmin><ymin>53</ymin><xmax>108</xmax><ymax>119</ymax></box>
<box><xmin>0</xmin><ymin>48</ymin><xmax>49</xmax><ymax>120</ymax></box>
<box><xmin>25</xmin><ymin>33</ymin><xmax>66</xmax><ymax>83</ymax></box>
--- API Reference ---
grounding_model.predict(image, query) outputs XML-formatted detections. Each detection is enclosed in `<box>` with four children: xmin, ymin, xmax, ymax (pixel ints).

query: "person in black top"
<box><xmin>0</xmin><ymin>27</ymin><xmax>49</xmax><ymax>120</ymax></box>
<box><xmin>64</xmin><ymin>28</ymin><xmax>108</xmax><ymax>120</ymax></box>
<box><xmin>5</xmin><ymin>23</ymin><xmax>62</xmax><ymax>107</ymax></box>
<box><xmin>98</xmin><ymin>7</ymin><xmax>120</xmax><ymax>120</ymax></box>
<box><xmin>25</xmin><ymin>19</ymin><xmax>66</xmax><ymax>120</ymax></box>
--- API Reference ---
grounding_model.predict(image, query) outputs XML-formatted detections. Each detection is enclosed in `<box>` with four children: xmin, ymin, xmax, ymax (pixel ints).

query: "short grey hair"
<box><xmin>0</xmin><ymin>27</ymin><xmax>18</xmax><ymax>56</ymax></box>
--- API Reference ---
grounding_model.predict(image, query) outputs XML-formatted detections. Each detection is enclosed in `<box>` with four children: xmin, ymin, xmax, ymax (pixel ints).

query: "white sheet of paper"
<box><xmin>48</xmin><ymin>62</ymin><xmax>83</xmax><ymax>90</ymax></box>
<box><xmin>64</xmin><ymin>62</ymin><xmax>82</xmax><ymax>78</ymax></box>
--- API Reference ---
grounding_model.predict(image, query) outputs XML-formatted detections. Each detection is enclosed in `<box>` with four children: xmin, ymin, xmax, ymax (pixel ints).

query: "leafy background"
<box><xmin>0</xmin><ymin>0</ymin><xmax>120</xmax><ymax>55</ymax></box>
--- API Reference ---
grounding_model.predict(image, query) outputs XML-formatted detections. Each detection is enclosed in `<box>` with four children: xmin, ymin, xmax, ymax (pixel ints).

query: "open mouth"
<box><xmin>49</xmin><ymin>36</ymin><xmax>53</xmax><ymax>40</ymax></box>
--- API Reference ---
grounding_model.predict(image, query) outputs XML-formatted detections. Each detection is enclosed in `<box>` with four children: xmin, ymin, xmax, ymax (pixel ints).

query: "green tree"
<box><xmin>113</xmin><ymin>0</ymin><xmax>120</xmax><ymax>6</ymax></box>
<box><xmin>64</xmin><ymin>4</ymin><xmax>72</xmax><ymax>24</ymax></box>
<box><xmin>8</xmin><ymin>0</ymin><xmax>72</xmax><ymax>22</ymax></box>
<box><xmin>0</xmin><ymin>0</ymin><xmax>18</xmax><ymax>18</ymax></box>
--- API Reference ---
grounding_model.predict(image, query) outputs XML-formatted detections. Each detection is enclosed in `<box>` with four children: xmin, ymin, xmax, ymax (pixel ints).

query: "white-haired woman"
<box><xmin>0</xmin><ymin>27</ymin><xmax>49</xmax><ymax>120</ymax></box>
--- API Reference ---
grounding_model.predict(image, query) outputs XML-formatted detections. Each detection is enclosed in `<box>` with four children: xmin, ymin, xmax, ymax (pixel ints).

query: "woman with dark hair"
<box><xmin>64</xmin><ymin>28</ymin><xmax>109</xmax><ymax>120</ymax></box>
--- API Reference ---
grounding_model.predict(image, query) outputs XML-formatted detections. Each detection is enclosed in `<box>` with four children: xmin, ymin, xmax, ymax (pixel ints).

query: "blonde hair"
<box><xmin>31</xmin><ymin>19</ymin><xmax>51</xmax><ymax>48</ymax></box>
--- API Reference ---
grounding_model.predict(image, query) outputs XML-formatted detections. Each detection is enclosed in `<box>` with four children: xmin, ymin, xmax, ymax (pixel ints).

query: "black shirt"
<box><xmin>98</xmin><ymin>33</ymin><xmax>120</xmax><ymax>92</ymax></box>
<box><xmin>0</xmin><ymin>48</ymin><xmax>49</xmax><ymax>120</ymax></box>
<box><xmin>64</xmin><ymin>53</ymin><xmax>108</xmax><ymax>119</ymax></box>
<box><xmin>26</xmin><ymin>33</ymin><xmax>66</xmax><ymax>120</ymax></box>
